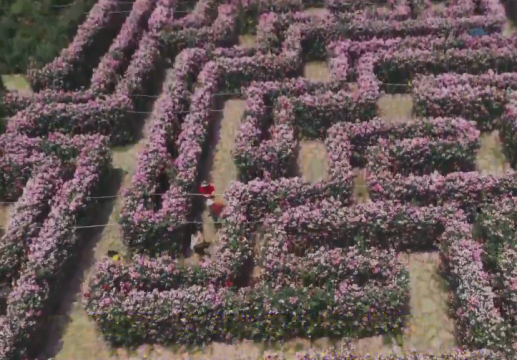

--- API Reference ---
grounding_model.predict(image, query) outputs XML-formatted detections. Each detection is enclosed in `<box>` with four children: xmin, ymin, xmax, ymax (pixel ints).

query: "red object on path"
<box><xmin>199</xmin><ymin>182</ymin><xmax>215</xmax><ymax>197</ymax></box>
<box><xmin>208</xmin><ymin>199</ymin><xmax>225</xmax><ymax>218</ymax></box>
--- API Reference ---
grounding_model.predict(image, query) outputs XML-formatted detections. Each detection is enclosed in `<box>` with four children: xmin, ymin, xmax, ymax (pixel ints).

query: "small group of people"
<box><xmin>190</xmin><ymin>181</ymin><xmax>226</xmax><ymax>256</ymax></box>
<box><xmin>199</xmin><ymin>181</ymin><xmax>225</xmax><ymax>222</ymax></box>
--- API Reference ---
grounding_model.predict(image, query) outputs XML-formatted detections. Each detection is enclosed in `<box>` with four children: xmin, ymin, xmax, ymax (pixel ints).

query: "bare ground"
<box><xmin>199</xmin><ymin>99</ymin><xmax>245</xmax><ymax>245</ymax></box>
<box><xmin>0</xmin><ymin>204</ymin><xmax>12</xmax><ymax>236</ymax></box>
<box><xmin>476</xmin><ymin>130</ymin><xmax>509</xmax><ymax>175</ymax></box>
<box><xmin>39</xmin><ymin>69</ymin><xmax>171</xmax><ymax>360</ymax></box>
<box><xmin>303</xmin><ymin>61</ymin><xmax>330</xmax><ymax>82</ymax></box>
<box><xmin>352</xmin><ymin>168</ymin><xmax>369</xmax><ymax>203</ymax></box>
<box><xmin>303</xmin><ymin>7</ymin><xmax>330</xmax><ymax>16</ymax></box>
<box><xmin>377</xmin><ymin>94</ymin><xmax>413</xmax><ymax>124</ymax></box>
<box><xmin>238</xmin><ymin>35</ymin><xmax>256</xmax><ymax>48</ymax></box>
<box><xmin>297</xmin><ymin>140</ymin><xmax>328</xmax><ymax>184</ymax></box>
<box><xmin>397</xmin><ymin>252</ymin><xmax>456</xmax><ymax>353</ymax></box>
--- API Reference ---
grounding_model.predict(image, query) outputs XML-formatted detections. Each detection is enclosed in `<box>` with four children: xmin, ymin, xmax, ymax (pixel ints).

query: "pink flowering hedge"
<box><xmin>119</xmin><ymin>48</ymin><xmax>207</xmax><ymax>254</ymax></box>
<box><xmin>261</xmin><ymin>349</ymin><xmax>500</xmax><ymax>360</ymax></box>
<box><xmin>28</xmin><ymin>0</ymin><xmax>127</xmax><ymax>91</ymax></box>
<box><xmin>364</xmin><ymin>118</ymin><xmax>480</xmax><ymax>176</ymax></box>
<box><xmin>255</xmin><ymin>0</ymin><xmax>504</xmax><ymax>53</ymax></box>
<box><xmin>232</xmin><ymin>55</ymin><xmax>376</xmax><ymax>181</ymax></box>
<box><xmin>90</xmin><ymin>0</ymin><xmax>158</xmax><ymax>94</ymax></box>
<box><xmin>120</xmin><ymin>29</ymin><xmax>305</xmax><ymax>253</ymax></box>
<box><xmin>412</xmin><ymin>71</ymin><xmax>517</xmax><ymax>130</ymax></box>
<box><xmin>161</xmin><ymin>4</ymin><xmax>237</xmax><ymax>54</ymax></box>
<box><xmin>0</xmin><ymin>133</ymin><xmax>110</xmax><ymax>359</ymax></box>
<box><xmin>6</xmin><ymin>94</ymin><xmax>134</xmax><ymax>145</ymax></box>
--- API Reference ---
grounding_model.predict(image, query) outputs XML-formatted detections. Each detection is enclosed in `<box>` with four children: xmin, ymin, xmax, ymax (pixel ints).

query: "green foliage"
<box><xmin>0</xmin><ymin>0</ymin><xmax>98</xmax><ymax>73</ymax></box>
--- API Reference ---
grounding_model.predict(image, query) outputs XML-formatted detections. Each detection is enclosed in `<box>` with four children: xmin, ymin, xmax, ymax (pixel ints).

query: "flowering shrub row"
<box><xmin>338</xmin><ymin>0</ymin><xmax>505</xmax><ymax>39</ymax></box>
<box><xmin>365</xmin><ymin>124</ymin><xmax>480</xmax><ymax>176</ymax></box>
<box><xmin>6</xmin><ymin>94</ymin><xmax>134</xmax><ymax>145</ymax></box>
<box><xmin>0</xmin><ymin>133</ymin><xmax>110</xmax><ymax>359</ymax></box>
<box><xmin>498</xmin><ymin>98</ymin><xmax>517</xmax><ymax>168</ymax></box>
<box><xmin>232</xmin><ymin>55</ymin><xmax>374</xmax><ymax>181</ymax></box>
<box><xmin>439</xmin><ymin>210</ymin><xmax>509</xmax><ymax>353</ymax></box>
<box><xmin>258</xmin><ymin>349</ymin><xmax>500</xmax><ymax>360</ymax></box>
<box><xmin>28</xmin><ymin>0</ymin><xmax>126</xmax><ymax>91</ymax></box>
<box><xmin>6</xmin><ymin>0</ymin><xmax>173</xmax><ymax>115</ymax></box>
<box><xmin>412</xmin><ymin>71</ymin><xmax>517</xmax><ymax>130</ymax></box>
<box><xmin>90</xmin><ymin>0</ymin><xmax>158</xmax><ymax>94</ymax></box>
<box><xmin>329</xmin><ymin>34</ymin><xmax>517</xmax><ymax>64</ymax></box>
<box><xmin>374</xmin><ymin>45</ymin><xmax>517</xmax><ymax>87</ymax></box>
<box><xmin>119</xmin><ymin>48</ymin><xmax>207</xmax><ymax>254</ymax></box>
<box><xmin>161</xmin><ymin>4</ymin><xmax>237</xmax><ymax>53</ymax></box>
<box><xmin>255</xmin><ymin>0</ymin><xmax>504</xmax><ymax>52</ymax></box>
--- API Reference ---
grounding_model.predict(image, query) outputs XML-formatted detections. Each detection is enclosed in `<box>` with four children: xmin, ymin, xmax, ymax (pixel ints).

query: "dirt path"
<box><xmin>201</xmin><ymin>99</ymin><xmax>245</xmax><ymax>242</ymax></box>
<box><xmin>304</xmin><ymin>61</ymin><xmax>330</xmax><ymax>82</ymax></box>
<box><xmin>0</xmin><ymin>204</ymin><xmax>12</xmax><ymax>236</ymax></box>
<box><xmin>378</xmin><ymin>94</ymin><xmax>413</xmax><ymax>124</ymax></box>
<box><xmin>38</xmin><ymin>69</ymin><xmax>173</xmax><ymax>360</ymax></box>
<box><xmin>297</xmin><ymin>140</ymin><xmax>328</xmax><ymax>183</ymax></box>
<box><xmin>476</xmin><ymin>130</ymin><xmax>509</xmax><ymax>175</ymax></box>
<box><xmin>399</xmin><ymin>252</ymin><xmax>456</xmax><ymax>353</ymax></box>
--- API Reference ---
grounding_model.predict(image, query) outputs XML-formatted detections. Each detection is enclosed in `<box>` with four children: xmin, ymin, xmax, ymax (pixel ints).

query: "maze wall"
<box><xmin>1</xmin><ymin>0</ymin><xmax>517</xmax><ymax>359</ymax></box>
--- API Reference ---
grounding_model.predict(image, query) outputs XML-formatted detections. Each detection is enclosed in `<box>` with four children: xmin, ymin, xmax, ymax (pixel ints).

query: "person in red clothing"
<box><xmin>199</xmin><ymin>181</ymin><xmax>215</xmax><ymax>198</ymax></box>
<box><xmin>207</xmin><ymin>198</ymin><xmax>225</xmax><ymax>222</ymax></box>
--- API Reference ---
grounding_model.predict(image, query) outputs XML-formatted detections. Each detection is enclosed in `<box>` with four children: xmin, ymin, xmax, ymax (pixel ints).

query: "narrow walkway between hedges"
<box><xmin>0</xmin><ymin>204</ymin><xmax>12</xmax><ymax>237</ymax></box>
<box><xmin>399</xmin><ymin>252</ymin><xmax>456</xmax><ymax>353</ymax></box>
<box><xmin>39</xmin><ymin>68</ymin><xmax>174</xmax><ymax>360</ymax></box>
<box><xmin>200</xmin><ymin>98</ymin><xmax>245</xmax><ymax>244</ymax></box>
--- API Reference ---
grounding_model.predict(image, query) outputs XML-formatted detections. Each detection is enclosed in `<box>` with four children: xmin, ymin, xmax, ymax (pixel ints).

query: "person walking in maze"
<box><xmin>207</xmin><ymin>198</ymin><xmax>225</xmax><ymax>223</ymax></box>
<box><xmin>199</xmin><ymin>181</ymin><xmax>215</xmax><ymax>198</ymax></box>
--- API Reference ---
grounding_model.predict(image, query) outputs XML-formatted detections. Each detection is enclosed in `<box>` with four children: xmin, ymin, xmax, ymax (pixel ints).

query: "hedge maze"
<box><xmin>1</xmin><ymin>0</ymin><xmax>517</xmax><ymax>359</ymax></box>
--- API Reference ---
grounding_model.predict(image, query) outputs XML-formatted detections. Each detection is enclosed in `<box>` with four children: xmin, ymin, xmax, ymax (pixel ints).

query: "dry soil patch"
<box><xmin>297</xmin><ymin>140</ymin><xmax>328</xmax><ymax>183</ymax></box>
<box><xmin>303</xmin><ymin>61</ymin><xmax>330</xmax><ymax>82</ymax></box>
<box><xmin>378</xmin><ymin>94</ymin><xmax>413</xmax><ymax>123</ymax></box>
<box><xmin>476</xmin><ymin>130</ymin><xmax>509</xmax><ymax>176</ymax></box>
<box><xmin>239</xmin><ymin>35</ymin><xmax>256</xmax><ymax>48</ymax></box>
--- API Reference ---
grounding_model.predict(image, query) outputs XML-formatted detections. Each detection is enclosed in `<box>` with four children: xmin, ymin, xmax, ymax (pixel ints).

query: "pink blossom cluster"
<box><xmin>439</xmin><ymin>211</ymin><xmax>508</xmax><ymax>352</ymax></box>
<box><xmin>90</xmin><ymin>0</ymin><xmax>158</xmax><ymax>94</ymax></box>
<box><xmin>161</xmin><ymin>4</ymin><xmax>237</xmax><ymax>50</ymax></box>
<box><xmin>328</xmin><ymin>33</ymin><xmax>517</xmax><ymax>63</ymax></box>
<box><xmin>28</xmin><ymin>0</ymin><xmax>124</xmax><ymax>91</ymax></box>
<box><xmin>0</xmin><ymin>133</ymin><xmax>110</xmax><ymax>359</ymax></box>
<box><xmin>255</xmin><ymin>0</ymin><xmax>504</xmax><ymax>51</ymax></box>
<box><xmin>6</xmin><ymin>94</ymin><xmax>134</xmax><ymax>145</ymax></box>
<box><xmin>273</xmin><ymin>349</ymin><xmax>499</xmax><ymax>360</ymax></box>
<box><xmin>374</xmin><ymin>43</ymin><xmax>517</xmax><ymax>86</ymax></box>
<box><xmin>169</xmin><ymin>0</ymin><xmax>219</xmax><ymax>30</ymax></box>
<box><xmin>365</xmin><ymin>119</ymin><xmax>480</xmax><ymax>176</ymax></box>
<box><xmin>413</xmin><ymin>71</ymin><xmax>515</xmax><ymax>130</ymax></box>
